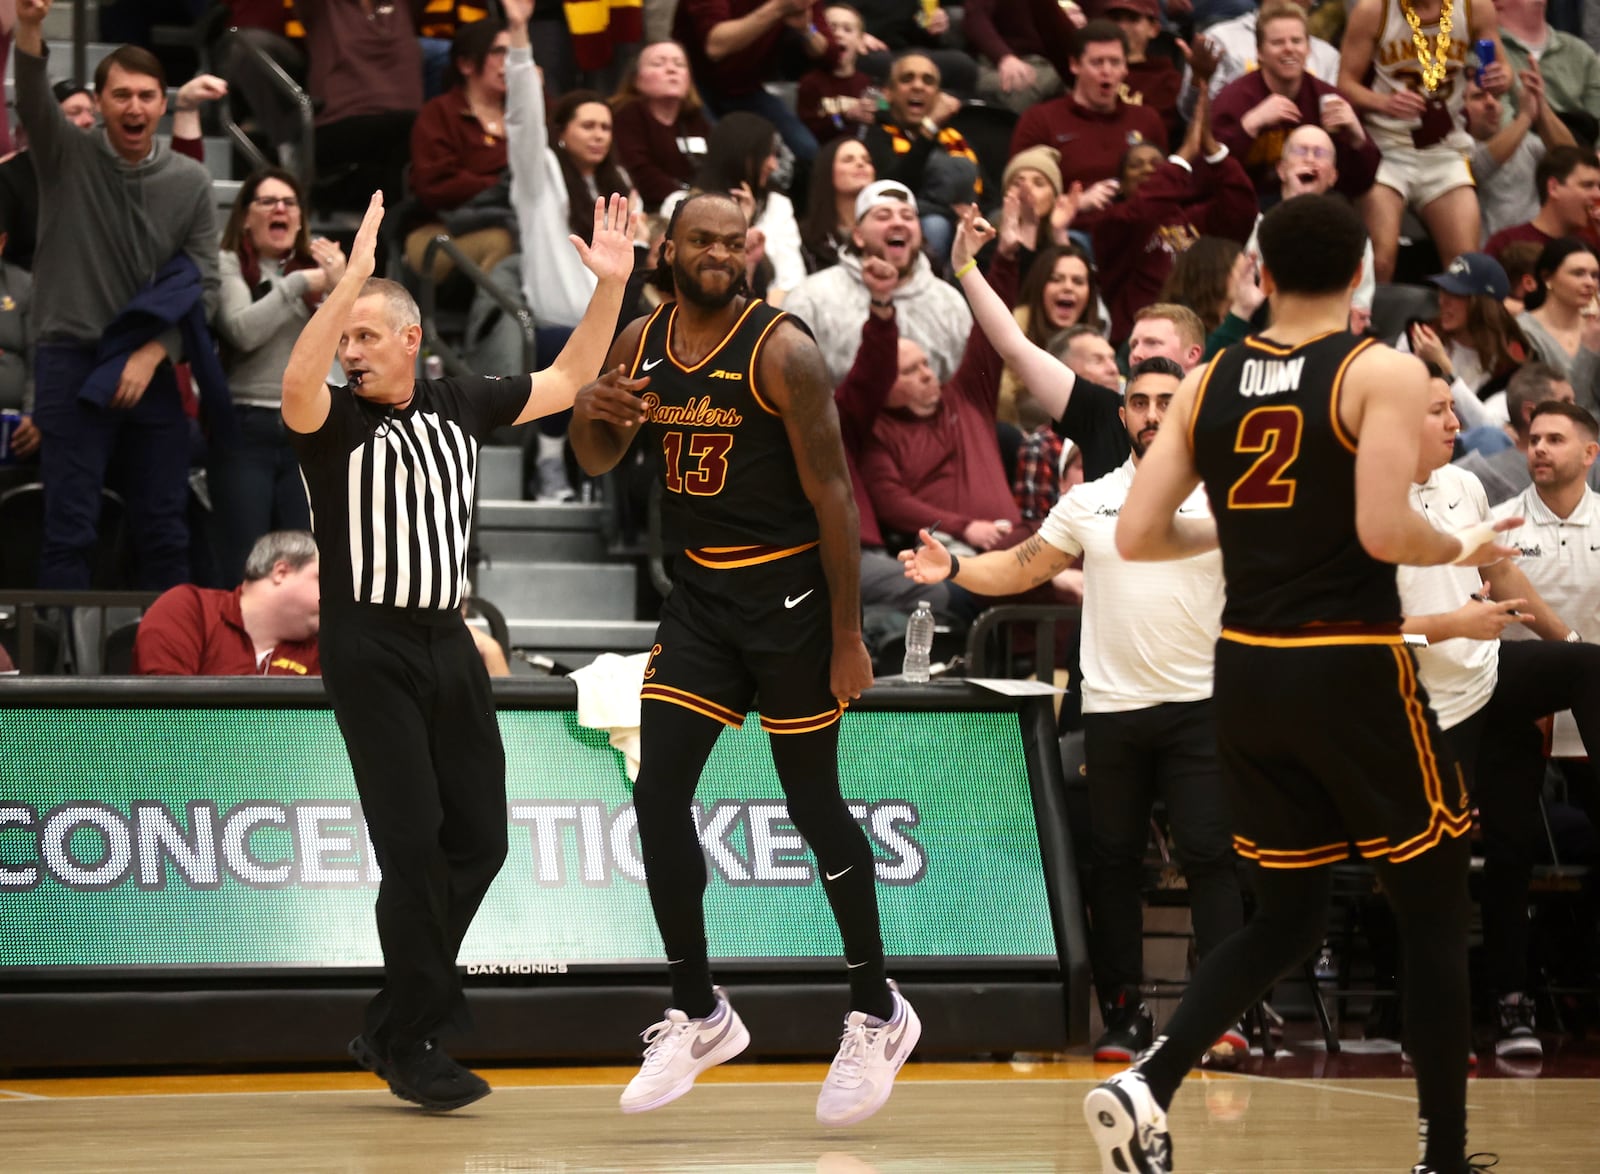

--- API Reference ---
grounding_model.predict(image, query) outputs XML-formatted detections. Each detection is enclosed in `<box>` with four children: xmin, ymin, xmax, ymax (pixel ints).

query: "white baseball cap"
<box><xmin>854</xmin><ymin>179</ymin><xmax>919</xmax><ymax>223</ymax></box>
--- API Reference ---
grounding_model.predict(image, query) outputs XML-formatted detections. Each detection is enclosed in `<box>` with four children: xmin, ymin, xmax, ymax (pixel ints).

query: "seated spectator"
<box><xmin>667</xmin><ymin>113</ymin><xmax>806</xmax><ymax>305</ymax></box>
<box><xmin>133</xmin><ymin>530</ymin><xmax>321</xmax><ymax>676</ymax></box>
<box><xmin>1093</xmin><ymin>83</ymin><xmax>1256</xmax><ymax>344</ymax></box>
<box><xmin>506</xmin><ymin>0</ymin><xmax>639</xmax><ymax>500</ymax></box>
<box><xmin>1209</xmin><ymin>0</ymin><xmax>1379</xmax><ymax>207</ymax></box>
<box><xmin>798</xmin><ymin>4</ymin><xmax>877</xmax><ymax>148</ymax></box>
<box><xmin>860</xmin><ymin>51</ymin><xmax>979</xmax><ymax>264</ymax></box>
<box><xmin>783</xmin><ymin>180</ymin><xmax>974</xmax><ymax>384</ymax></box>
<box><xmin>675</xmin><ymin>0</ymin><xmax>840</xmax><ymax>163</ymax></box>
<box><xmin>799</xmin><ymin>136</ymin><xmax>877</xmax><ymax>272</ymax></box>
<box><xmin>852</xmin><ymin>0</ymin><xmax>976</xmax><ymax>99</ymax></box>
<box><xmin>1161</xmin><ymin>236</ymin><xmax>1247</xmax><ymax>337</ymax></box>
<box><xmin>1517</xmin><ymin>237</ymin><xmax>1600</xmax><ymax>387</ymax></box>
<box><xmin>1104</xmin><ymin>0</ymin><xmax>1182</xmax><ymax>145</ymax></box>
<box><xmin>1495</xmin><ymin>0</ymin><xmax>1600</xmax><ymax>131</ymax></box>
<box><xmin>858</xmin><ymin>248</ymin><xmax>1026</xmax><ymax>557</ymax></box>
<box><xmin>1502</xmin><ymin>240</ymin><xmax>1544</xmax><ymax>315</ymax></box>
<box><xmin>1398</xmin><ymin>253</ymin><xmax>1530</xmax><ymax>429</ymax></box>
<box><xmin>1189</xmin><ymin>0</ymin><xmax>1341</xmax><ymax>102</ymax></box>
<box><xmin>1455</xmin><ymin>361</ymin><xmax>1584</xmax><ymax>503</ymax></box>
<box><xmin>1126</xmin><ymin>302</ymin><xmax>1207</xmax><ymax>371</ymax></box>
<box><xmin>1009</xmin><ymin>19</ymin><xmax>1168</xmax><ymax>229</ymax></box>
<box><xmin>611</xmin><ymin>41</ymin><xmax>713</xmax><ymax>212</ymax></box>
<box><xmin>999</xmin><ymin>239</ymin><xmax>1105</xmax><ymax>427</ymax></box>
<box><xmin>1340</xmin><ymin>0</ymin><xmax>1511</xmax><ymax>281</ymax></box>
<box><xmin>210</xmin><ymin>169</ymin><xmax>340</xmax><ymax>586</ymax></box>
<box><xmin>1468</xmin><ymin>67</ymin><xmax>1580</xmax><ymax>246</ymax></box>
<box><xmin>996</xmin><ymin>146</ymin><xmax>1078</xmax><ymax>256</ymax></box>
<box><xmin>1484</xmin><ymin>144</ymin><xmax>1600</xmax><ymax>260</ymax></box>
<box><xmin>405</xmin><ymin>19</ymin><xmax>517</xmax><ymax>284</ymax></box>
<box><xmin>296</xmin><ymin>0</ymin><xmax>423</xmax><ymax>216</ymax></box>
<box><xmin>965</xmin><ymin>0</ymin><xmax>1067</xmax><ymax>113</ymax></box>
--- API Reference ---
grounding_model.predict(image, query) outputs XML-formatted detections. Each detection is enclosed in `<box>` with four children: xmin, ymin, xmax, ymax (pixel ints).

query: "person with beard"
<box><xmin>568</xmin><ymin>191</ymin><xmax>918</xmax><ymax>1126</ymax></box>
<box><xmin>783</xmin><ymin>180</ymin><xmax>972</xmax><ymax>386</ymax></box>
<box><xmin>899</xmin><ymin>352</ymin><xmax>1247</xmax><ymax>1069</ymax></box>
<box><xmin>1209</xmin><ymin>0</ymin><xmax>1379</xmax><ymax>206</ymax></box>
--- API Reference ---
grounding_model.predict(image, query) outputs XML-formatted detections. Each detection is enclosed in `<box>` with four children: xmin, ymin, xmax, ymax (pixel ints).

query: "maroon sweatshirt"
<box><xmin>1125</xmin><ymin>58</ymin><xmax>1183</xmax><ymax>147</ymax></box>
<box><xmin>961</xmin><ymin>0</ymin><xmax>1048</xmax><ymax>64</ymax></box>
<box><xmin>1210</xmin><ymin>71</ymin><xmax>1382</xmax><ymax>203</ymax></box>
<box><xmin>408</xmin><ymin>89</ymin><xmax>507</xmax><ymax>214</ymax></box>
<box><xmin>860</xmin><ymin>253</ymin><xmax>1023</xmax><ymax>539</ymax></box>
<box><xmin>835</xmin><ymin>311</ymin><xmax>899</xmax><ymax>547</ymax></box>
<box><xmin>675</xmin><ymin>0</ymin><xmax>840</xmax><ymax>101</ymax></box>
<box><xmin>1091</xmin><ymin>152</ymin><xmax>1259</xmax><ymax>343</ymax></box>
<box><xmin>612</xmin><ymin>100</ymin><xmax>714</xmax><ymax>211</ymax></box>
<box><xmin>797</xmin><ymin>68</ymin><xmax>874</xmax><ymax>147</ymax></box>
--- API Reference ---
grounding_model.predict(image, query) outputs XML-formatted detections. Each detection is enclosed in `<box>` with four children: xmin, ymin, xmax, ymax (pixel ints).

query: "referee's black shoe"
<box><xmin>349</xmin><ymin>1034</ymin><xmax>491</xmax><ymax>1111</ymax></box>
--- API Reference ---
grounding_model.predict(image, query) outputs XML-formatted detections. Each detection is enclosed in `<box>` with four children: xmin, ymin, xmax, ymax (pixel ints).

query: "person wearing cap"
<box><xmin>782</xmin><ymin>179</ymin><xmax>973</xmax><ymax>386</ymax></box>
<box><xmin>1484</xmin><ymin>144</ymin><xmax>1600</xmax><ymax>262</ymax></box>
<box><xmin>1210</xmin><ymin>0</ymin><xmax>1378</xmax><ymax>207</ymax></box>
<box><xmin>1400</xmin><ymin>253</ymin><xmax>1532</xmax><ymax>434</ymax></box>
<box><xmin>1009</xmin><ymin>11</ymin><xmax>1168</xmax><ymax>229</ymax></box>
<box><xmin>1465</xmin><ymin>68</ymin><xmax>1579</xmax><ymax>247</ymax></box>
<box><xmin>860</xmin><ymin>50</ymin><xmax>979</xmax><ymax>265</ymax></box>
<box><xmin>1091</xmin><ymin>68</ymin><xmax>1256</xmax><ymax>345</ymax></box>
<box><xmin>1103</xmin><ymin>0</ymin><xmax>1183</xmax><ymax>145</ymax></box>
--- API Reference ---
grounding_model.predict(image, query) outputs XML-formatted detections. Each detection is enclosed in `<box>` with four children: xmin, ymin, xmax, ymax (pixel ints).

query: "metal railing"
<box><xmin>419</xmin><ymin>234</ymin><xmax>537</xmax><ymax>377</ymax></box>
<box><xmin>0</xmin><ymin>590</ymin><xmax>163</xmax><ymax>675</ymax></box>
<box><xmin>209</xmin><ymin>27</ymin><xmax>318</xmax><ymax>188</ymax></box>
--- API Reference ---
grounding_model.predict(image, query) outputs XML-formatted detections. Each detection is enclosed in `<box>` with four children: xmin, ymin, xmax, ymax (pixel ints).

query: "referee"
<box><xmin>281</xmin><ymin>191</ymin><xmax>637</xmax><ymax>1110</ymax></box>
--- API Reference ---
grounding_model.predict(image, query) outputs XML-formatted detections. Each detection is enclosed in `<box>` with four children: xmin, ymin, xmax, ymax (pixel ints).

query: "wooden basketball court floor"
<box><xmin>1</xmin><ymin>1055</ymin><xmax>1590</xmax><ymax>1172</ymax></box>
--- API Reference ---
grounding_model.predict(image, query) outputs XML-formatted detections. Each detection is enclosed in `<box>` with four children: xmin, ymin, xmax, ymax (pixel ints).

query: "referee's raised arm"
<box><xmin>281</xmin><ymin>191</ymin><xmax>386</xmax><ymax>435</ymax></box>
<box><xmin>512</xmin><ymin>193</ymin><xmax>639</xmax><ymax>425</ymax></box>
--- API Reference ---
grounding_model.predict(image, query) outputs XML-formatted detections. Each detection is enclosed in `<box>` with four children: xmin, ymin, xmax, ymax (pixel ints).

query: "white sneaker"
<box><xmin>618</xmin><ymin>987</ymin><xmax>750</xmax><ymax>1114</ymax></box>
<box><xmin>816</xmin><ymin>980</ymin><xmax>921</xmax><ymax>1127</ymax></box>
<box><xmin>1083</xmin><ymin>1068</ymin><xmax>1173</xmax><ymax>1174</ymax></box>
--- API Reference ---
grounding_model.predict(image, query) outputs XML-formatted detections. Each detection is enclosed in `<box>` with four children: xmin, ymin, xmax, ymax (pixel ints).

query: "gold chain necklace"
<box><xmin>1400</xmin><ymin>0</ymin><xmax>1454</xmax><ymax>94</ymax></box>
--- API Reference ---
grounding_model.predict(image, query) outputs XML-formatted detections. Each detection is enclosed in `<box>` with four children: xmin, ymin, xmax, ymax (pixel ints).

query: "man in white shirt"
<box><xmin>899</xmin><ymin>357</ymin><xmax>1246</xmax><ymax>1067</ymax></box>
<box><xmin>1184</xmin><ymin>0</ymin><xmax>1342</xmax><ymax>106</ymax></box>
<box><xmin>1403</xmin><ymin>380</ymin><xmax>1598</xmax><ymax>1064</ymax></box>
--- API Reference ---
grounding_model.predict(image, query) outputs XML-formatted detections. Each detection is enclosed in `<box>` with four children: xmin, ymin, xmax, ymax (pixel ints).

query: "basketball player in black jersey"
<box><xmin>569</xmin><ymin>192</ymin><xmax>920</xmax><ymax>1127</ymax></box>
<box><xmin>1084</xmin><ymin>194</ymin><xmax>1521</xmax><ymax>1174</ymax></box>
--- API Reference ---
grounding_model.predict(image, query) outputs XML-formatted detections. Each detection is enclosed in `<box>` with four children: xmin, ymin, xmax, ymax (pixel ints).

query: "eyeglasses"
<box><xmin>1284</xmin><ymin>144</ymin><xmax>1334</xmax><ymax>161</ymax></box>
<box><xmin>251</xmin><ymin>195</ymin><xmax>300</xmax><ymax>210</ymax></box>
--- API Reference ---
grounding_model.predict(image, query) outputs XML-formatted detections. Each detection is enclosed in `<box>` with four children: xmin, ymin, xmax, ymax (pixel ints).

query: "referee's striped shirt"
<box><xmin>288</xmin><ymin>374</ymin><xmax>530</xmax><ymax>612</ymax></box>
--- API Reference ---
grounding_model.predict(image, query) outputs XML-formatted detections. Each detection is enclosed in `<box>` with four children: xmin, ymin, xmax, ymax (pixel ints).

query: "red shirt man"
<box><xmin>135</xmin><ymin>532</ymin><xmax>322</xmax><ymax>675</ymax></box>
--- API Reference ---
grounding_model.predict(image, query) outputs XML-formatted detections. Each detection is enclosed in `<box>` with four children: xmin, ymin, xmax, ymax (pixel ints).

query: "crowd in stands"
<box><xmin>2</xmin><ymin>0</ymin><xmax>1599</xmax><ymax>1065</ymax></box>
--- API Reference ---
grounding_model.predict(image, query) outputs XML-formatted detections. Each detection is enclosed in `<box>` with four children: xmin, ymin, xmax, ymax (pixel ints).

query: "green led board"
<box><xmin>0</xmin><ymin>706</ymin><xmax>1055</xmax><ymax>972</ymax></box>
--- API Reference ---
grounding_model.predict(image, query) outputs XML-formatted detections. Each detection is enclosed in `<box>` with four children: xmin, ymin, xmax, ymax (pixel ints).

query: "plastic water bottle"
<box><xmin>903</xmin><ymin>600</ymin><xmax>935</xmax><ymax>683</ymax></box>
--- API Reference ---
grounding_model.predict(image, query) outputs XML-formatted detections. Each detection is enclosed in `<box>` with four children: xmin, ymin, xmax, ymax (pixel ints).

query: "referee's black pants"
<box><xmin>1446</xmin><ymin>638</ymin><xmax>1600</xmax><ymax>998</ymax></box>
<box><xmin>1081</xmin><ymin>699</ymin><xmax>1243</xmax><ymax>1003</ymax></box>
<box><xmin>319</xmin><ymin>605</ymin><xmax>509</xmax><ymax>1051</ymax></box>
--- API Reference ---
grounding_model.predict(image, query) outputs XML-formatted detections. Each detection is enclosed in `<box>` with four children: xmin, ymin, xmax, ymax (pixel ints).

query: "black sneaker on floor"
<box><xmin>1093</xmin><ymin>993</ymin><xmax>1154</xmax><ymax>1064</ymax></box>
<box><xmin>352</xmin><ymin>1035</ymin><xmax>491</xmax><ymax>1111</ymax></box>
<box><xmin>1494</xmin><ymin>992</ymin><xmax>1542</xmax><ymax>1059</ymax></box>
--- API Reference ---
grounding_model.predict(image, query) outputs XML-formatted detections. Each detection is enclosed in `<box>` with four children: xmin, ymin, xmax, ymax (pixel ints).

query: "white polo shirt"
<box><xmin>1492</xmin><ymin>484</ymin><xmax>1600</xmax><ymax>641</ymax></box>
<box><xmin>1396</xmin><ymin>464</ymin><xmax>1498</xmax><ymax>731</ymax></box>
<box><xmin>1037</xmin><ymin>459</ymin><xmax>1223</xmax><ymax>714</ymax></box>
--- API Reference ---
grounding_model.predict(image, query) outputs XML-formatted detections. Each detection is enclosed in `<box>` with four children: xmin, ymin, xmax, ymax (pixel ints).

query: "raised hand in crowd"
<box><xmin>996</xmin><ymin>187</ymin><xmax>1037</xmax><ymax>257</ymax></box>
<box><xmin>1227</xmin><ymin>249</ymin><xmax>1265</xmax><ymax>322</ymax></box>
<box><xmin>570</xmin><ymin>192</ymin><xmax>638</xmax><ymax>284</ymax></box>
<box><xmin>1076</xmin><ymin>178</ymin><xmax>1120</xmax><ymax>216</ymax></box>
<box><xmin>861</xmin><ymin>254</ymin><xmax>898</xmax><ymax>316</ymax></box>
<box><xmin>1179</xmin><ymin>35</ymin><xmax>1223</xmax><ymax>87</ymax></box>
<box><xmin>502</xmin><ymin>0</ymin><xmax>532</xmax><ymax>24</ymax></box>
<box><xmin>303</xmin><ymin>237</ymin><xmax>348</xmax><ymax>294</ymax></box>
<box><xmin>951</xmin><ymin>202</ymin><xmax>997</xmax><ymax>276</ymax></box>
<box><xmin>1518</xmin><ymin>65</ymin><xmax>1545</xmax><ymax>125</ymax></box>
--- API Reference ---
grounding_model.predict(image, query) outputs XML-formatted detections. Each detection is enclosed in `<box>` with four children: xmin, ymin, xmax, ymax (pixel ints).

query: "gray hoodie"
<box><xmin>16</xmin><ymin>47</ymin><xmax>218</xmax><ymax>355</ymax></box>
<box><xmin>782</xmin><ymin>250</ymin><xmax>973</xmax><ymax>387</ymax></box>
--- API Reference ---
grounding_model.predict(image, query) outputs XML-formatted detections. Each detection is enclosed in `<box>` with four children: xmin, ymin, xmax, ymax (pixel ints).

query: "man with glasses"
<box><xmin>1211</xmin><ymin>0</ymin><xmax>1380</xmax><ymax>207</ymax></box>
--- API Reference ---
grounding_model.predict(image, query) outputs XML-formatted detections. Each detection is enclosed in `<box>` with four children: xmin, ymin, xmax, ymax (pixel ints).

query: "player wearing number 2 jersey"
<box><xmin>568</xmin><ymin>192</ymin><xmax>920</xmax><ymax>1129</ymax></box>
<box><xmin>1082</xmin><ymin>194</ymin><xmax>1520</xmax><ymax>1174</ymax></box>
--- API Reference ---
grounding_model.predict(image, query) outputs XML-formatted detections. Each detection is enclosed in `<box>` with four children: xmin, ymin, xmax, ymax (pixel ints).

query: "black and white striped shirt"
<box><xmin>289</xmin><ymin>375</ymin><xmax>529</xmax><ymax>611</ymax></box>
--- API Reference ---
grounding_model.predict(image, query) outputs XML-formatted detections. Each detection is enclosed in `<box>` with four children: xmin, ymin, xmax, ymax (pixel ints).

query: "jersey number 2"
<box><xmin>662</xmin><ymin>431</ymin><xmax>733</xmax><ymax>496</ymax></box>
<box><xmin>1227</xmin><ymin>406</ymin><xmax>1303</xmax><ymax>510</ymax></box>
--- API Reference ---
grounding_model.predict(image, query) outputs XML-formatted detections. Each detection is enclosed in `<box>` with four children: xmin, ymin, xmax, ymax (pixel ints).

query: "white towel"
<box><xmin>569</xmin><ymin>651</ymin><xmax>652</xmax><ymax>781</ymax></box>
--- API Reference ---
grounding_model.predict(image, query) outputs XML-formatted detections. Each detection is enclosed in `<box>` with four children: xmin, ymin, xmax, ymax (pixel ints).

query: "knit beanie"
<box><xmin>1002</xmin><ymin>146</ymin><xmax>1063</xmax><ymax>200</ymax></box>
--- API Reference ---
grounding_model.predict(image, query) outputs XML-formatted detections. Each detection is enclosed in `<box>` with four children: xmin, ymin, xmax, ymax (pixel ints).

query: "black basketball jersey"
<box><xmin>628</xmin><ymin>298</ymin><xmax>819</xmax><ymax>559</ymax></box>
<box><xmin>1190</xmin><ymin>331</ymin><xmax>1402</xmax><ymax>631</ymax></box>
